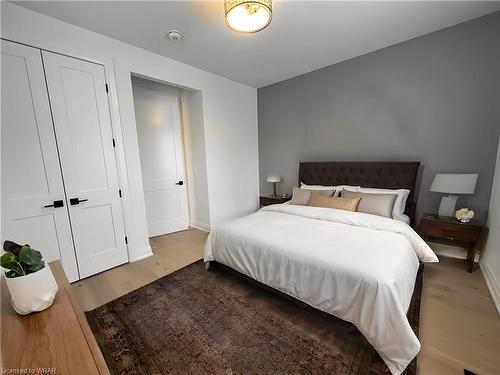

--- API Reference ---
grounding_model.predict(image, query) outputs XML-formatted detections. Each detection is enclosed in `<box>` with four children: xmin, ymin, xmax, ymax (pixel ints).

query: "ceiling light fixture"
<box><xmin>224</xmin><ymin>0</ymin><xmax>272</xmax><ymax>33</ymax></box>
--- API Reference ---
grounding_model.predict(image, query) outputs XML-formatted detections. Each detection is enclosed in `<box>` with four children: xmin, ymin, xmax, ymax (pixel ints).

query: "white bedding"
<box><xmin>204</xmin><ymin>204</ymin><xmax>438</xmax><ymax>374</ymax></box>
<box><xmin>394</xmin><ymin>213</ymin><xmax>411</xmax><ymax>225</ymax></box>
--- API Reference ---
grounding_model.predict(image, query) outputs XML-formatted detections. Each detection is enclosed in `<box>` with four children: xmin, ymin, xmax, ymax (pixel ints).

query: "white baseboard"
<box><xmin>480</xmin><ymin>260</ymin><xmax>500</xmax><ymax>315</ymax></box>
<box><xmin>129</xmin><ymin>245</ymin><xmax>153</xmax><ymax>262</ymax></box>
<box><xmin>190</xmin><ymin>220</ymin><xmax>210</xmax><ymax>232</ymax></box>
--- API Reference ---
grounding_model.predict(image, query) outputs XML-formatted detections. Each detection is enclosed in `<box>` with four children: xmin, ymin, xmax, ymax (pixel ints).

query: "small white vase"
<box><xmin>4</xmin><ymin>266</ymin><xmax>58</xmax><ymax>315</ymax></box>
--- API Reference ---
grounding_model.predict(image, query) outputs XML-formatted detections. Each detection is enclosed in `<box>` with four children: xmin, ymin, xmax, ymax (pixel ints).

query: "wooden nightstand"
<box><xmin>417</xmin><ymin>213</ymin><xmax>487</xmax><ymax>272</ymax></box>
<box><xmin>260</xmin><ymin>195</ymin><xmax>290</xmax><ymax>208</ymax></box>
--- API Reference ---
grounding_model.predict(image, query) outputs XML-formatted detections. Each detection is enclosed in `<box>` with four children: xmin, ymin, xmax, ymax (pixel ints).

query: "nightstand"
<box><xmin>417</xmin><ymin>213</ymin><xmax>487</xmax><ymax>272</ymax></box>
<box><xmin>260</xmin><ymin>195</ymin><xmax>290</xmax><ymax>208</ymax></box>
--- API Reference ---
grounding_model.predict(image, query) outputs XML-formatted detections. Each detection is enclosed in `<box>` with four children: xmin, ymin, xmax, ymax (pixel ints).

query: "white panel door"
<box><xmin>1</xmin><ymin>40</ymin><xmax>80</xmax><ymax>282</ymax></box>
<box><xmin>132</xmin><ymin>86</ymin><xmax>189</xmax><ymax>236</ymax></box>
<box><xmin>42</xmin><ymin>51</ymin><xmax>128</xmax><ymax>279</ymax></box>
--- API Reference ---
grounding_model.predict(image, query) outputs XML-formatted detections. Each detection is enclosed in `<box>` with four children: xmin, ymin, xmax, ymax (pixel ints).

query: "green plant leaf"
<box><xmin>18</xmin><ymin>246</ymin><xmax>42</xmax><ymax>266</ymax></box>
<box><xmin>0</xmin><ymin>251</ymin><xmax>18</xmax><ymax>270</ymax></box>
<box><xmin>26</xmin><ymin>261</ymin><xmax>45</xmax><ymax>274</ymax></box>
<box><xmin>5</xmin><ymin>270</ymin><xmax>18</xmax><ymax>278</ymax></box>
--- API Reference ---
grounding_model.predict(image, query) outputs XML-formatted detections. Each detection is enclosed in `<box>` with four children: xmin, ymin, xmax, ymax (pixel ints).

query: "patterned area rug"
<box><xmin>86</xmin><ymin>261</ymin><xmax>422</xmax><ymax>375</ymax></box>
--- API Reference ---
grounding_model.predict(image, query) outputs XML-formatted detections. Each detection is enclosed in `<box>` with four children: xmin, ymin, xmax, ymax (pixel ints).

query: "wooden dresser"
<box><xmin>1</xmin><ymin>261</ymin><xmax>109</xmax><ymax>374</ymax></box>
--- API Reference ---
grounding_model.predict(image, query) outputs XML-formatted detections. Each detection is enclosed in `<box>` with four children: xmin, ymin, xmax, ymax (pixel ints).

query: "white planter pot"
<box><xmin>4</xmin><ymin>266</ymin><xmax>58</xmax><ymax>315</ymax></box>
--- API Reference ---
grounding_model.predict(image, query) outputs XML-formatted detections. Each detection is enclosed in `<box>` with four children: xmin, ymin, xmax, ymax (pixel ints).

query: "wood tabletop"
<box><xmin>1</xmin><ymin>261</ymin><xmax>109</xmax><ymax>375</ymax></box>
<box><xmin>421</xmin><ymin>213</ymin><xmax>483</xmax><ymax>227</ymax></box>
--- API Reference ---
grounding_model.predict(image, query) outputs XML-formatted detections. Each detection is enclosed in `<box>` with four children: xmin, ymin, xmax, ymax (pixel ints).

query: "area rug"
<box><xmin>86</xmin><ymin>261</ymin><xmax>423</xmax><ymax>375</ymax></box>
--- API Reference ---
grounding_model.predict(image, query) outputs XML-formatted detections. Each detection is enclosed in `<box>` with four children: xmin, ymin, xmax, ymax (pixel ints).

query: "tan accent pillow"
<box><xmin>290</xmin><ymin>187</ymin><xmax>310</xmax><ymax>205</ymax></box>
<box><xmin>290</xmin><ymin>187</ymin><xmax>334</xmax><ymax>206</ymax></box>
<box><xmin>342</xmin><ymin>190</ymin><xmax>397</xmax><ymax>218</ymax></box>
<box><xmin>307</xmin><ymin>192</ymin><xmax>361</xmax><ymax>212</ymax></box>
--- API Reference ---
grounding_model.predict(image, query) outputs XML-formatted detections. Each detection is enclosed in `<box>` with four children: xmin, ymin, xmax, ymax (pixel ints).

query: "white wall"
<box><xmin>132</xmin><ymin>75</ymin><xmax>182</xmax><ymax>98</ymax></box>
<box><xmin>181</xmin><ymin>90</ymin><xmax>211</xmax><ymax>231</ymax></box>
<box><xmin>1</xmin><ymin>2</ymin><xmax>259</xmax><ymax>261</ymax></box>
<box><xmin>480</xmin><ymin>136</ymin><xmax>500</xmax><ymax>314</ymax></box>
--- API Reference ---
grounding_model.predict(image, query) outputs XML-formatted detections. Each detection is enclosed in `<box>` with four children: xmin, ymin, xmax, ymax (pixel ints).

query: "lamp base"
<box><xmin>271</xmin><ymin>182</ymin><xmax>278</xmax><ymax>198</ymax></box>
<box><xmin>438</xmin><ymin>195</ymin><xmax>458</xmax><ymax>218</ymax></box>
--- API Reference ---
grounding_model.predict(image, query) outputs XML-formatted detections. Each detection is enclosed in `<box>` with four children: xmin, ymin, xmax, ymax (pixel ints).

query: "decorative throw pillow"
<box><xmin>290</xmin><ymin>187</ymin><xmax>334</xmax><ymax>205</ymax></box>
<box><xmin>342</xmin><ymin>190</ymin><xmax>397</xmax><ymax>218</ymax></box>
<box><xmin>290</xmin><ymin>187</ymin><xmax>310</xmax><ymax>205</ymax></box>
<box><xmin>307</xmin><ymin>192</ymin><xmax>361</xmax><ymax>212</ymax></box>
<box><xmin>343</xmin><ymin>186</ymin><xmax>409</xmax><ymax>217</ymax></box>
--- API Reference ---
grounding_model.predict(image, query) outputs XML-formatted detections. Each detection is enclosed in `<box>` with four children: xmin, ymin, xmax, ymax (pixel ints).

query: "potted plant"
<box><xmin>1</xmin><ymin>240</ymin><xmax>58</xmax><ymax>315</ymax></box>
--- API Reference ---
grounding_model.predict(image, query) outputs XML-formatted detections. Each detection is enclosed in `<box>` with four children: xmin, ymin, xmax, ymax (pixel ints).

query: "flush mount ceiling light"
<box><xmin>224</xmin><ymin>0</ymin><xmax>272</xmax><ymax>33</ymax></box>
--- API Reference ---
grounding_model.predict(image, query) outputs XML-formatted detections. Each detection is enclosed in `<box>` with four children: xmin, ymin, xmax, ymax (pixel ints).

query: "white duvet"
<box><xmin>204</xmin><ymin>204</ymin><xmax>438</xmax><ymax>374</ymax></box>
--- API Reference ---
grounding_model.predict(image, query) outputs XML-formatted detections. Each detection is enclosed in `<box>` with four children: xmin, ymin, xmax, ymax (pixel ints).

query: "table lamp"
<box><xmin>430</xmin><ymin>173</ymin><xmax>478</xmax><ymax>217</ymax></box>
<box><xmin>267</xmin><ymin>175</ymin><xmax>282</xmax><ymax>197</ymax></box>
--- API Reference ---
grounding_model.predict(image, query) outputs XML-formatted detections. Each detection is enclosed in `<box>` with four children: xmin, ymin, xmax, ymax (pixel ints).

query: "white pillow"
<box><xmin>300</xmin><ymin>183</ymin><xmax>337</xmax><ymax>196</ymax></box>
<box><xmin>344</xmin><ymin>186</ymin><xmax>410</xmax><ymax>217</ymax></box>
<box><xmin>300</xmin><ymin>183</ymin><xmax>360</xmax><ymax>197</ymax></box>
<box><xmin>300</xmin><ymin>182</ymin><xmax>335</xmax><ymax>190</ymax></box>
<box><xmin>332</xmin><ymin>185</ymin><xmax>360</xmax><ymax>197</ymax></box>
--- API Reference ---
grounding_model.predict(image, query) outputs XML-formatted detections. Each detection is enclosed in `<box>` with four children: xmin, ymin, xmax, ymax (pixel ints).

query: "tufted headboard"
<box><xmin>298</xmin><ymin>161</ymin><xmax>420</xmax><ymax>226</ymax></box>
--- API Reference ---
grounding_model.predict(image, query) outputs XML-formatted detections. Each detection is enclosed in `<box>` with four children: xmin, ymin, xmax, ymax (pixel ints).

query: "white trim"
<box><xmin>480</xmin><ymin>260</ymin><xmax>500</xmax><ymax>315</ymax></box>
<box><xmin>190</xmin><ymin>220</ymin><xmax>211</xmax><ymax>232</ymax></box>
<box><xmin>129</xmin><ymin>246</ymin><xmax>154</xmax><ymax>262</ymax></box>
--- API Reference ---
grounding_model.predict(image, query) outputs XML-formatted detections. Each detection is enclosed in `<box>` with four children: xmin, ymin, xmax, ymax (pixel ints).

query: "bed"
<box><xmin>204</xmin><ymin>162</ymin><xmax>438</xmax><ymax>375</ymax></box>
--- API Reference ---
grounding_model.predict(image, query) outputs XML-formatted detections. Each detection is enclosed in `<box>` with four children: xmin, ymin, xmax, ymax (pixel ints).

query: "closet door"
<box><xmin>41</xmin><ymin>51</ymin><xmax>128</xmax><ymax>279</ymax></box>
<box><xmin>1</xmin><ymin>41</ymin><xmax>79</xmax><ymax>282</ymax></box>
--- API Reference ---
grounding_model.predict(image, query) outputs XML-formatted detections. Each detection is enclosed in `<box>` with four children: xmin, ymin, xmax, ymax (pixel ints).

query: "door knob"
<box><xmin>175</xmin><ymin>181</ymin><xmax>184</xmax><ymax>186</ymax></box>
<box><xmin>44</xmin><ymin>200</ymin><xmax>64</xmax><ymax>208</ymax></box>
<box><xmin>70</xmin><ymin>198</ymin><xmax>89</xmax><ymax>205</ymax></box>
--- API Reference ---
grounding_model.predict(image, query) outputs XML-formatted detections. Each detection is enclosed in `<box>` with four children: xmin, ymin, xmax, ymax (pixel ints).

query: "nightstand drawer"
<box><xmin>419</xmin><ymin>220</ymin><xmax>481</xmax><ymax>242</ymax></box>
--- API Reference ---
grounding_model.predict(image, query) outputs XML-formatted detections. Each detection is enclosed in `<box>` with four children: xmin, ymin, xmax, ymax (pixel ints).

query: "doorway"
<box><xmin>132</xmin><ymin>76</ymin><xmax>189</xmax><ymax>236</ymax></box>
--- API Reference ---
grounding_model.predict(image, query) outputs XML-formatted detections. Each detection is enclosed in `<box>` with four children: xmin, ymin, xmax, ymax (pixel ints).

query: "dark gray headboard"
<box><xmin>298</xmin><ymin>161</ymin><xmax>420</xmax><ymax>226</ymax></box>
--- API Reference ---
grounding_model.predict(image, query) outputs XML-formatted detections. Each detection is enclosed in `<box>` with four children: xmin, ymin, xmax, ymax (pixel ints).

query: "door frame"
<box><xmin>114</xmin><ymin>61</ymin><xmax>210</xmax><ymax>262</ymax></box>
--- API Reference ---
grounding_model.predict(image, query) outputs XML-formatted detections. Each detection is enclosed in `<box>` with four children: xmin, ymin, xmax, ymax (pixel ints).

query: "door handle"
<box><xmin>70</xmin><ymin>198</ymin><xmax>89</xmax><ymax>205</ymax></box>
<box><xmin>175</xmin><ymin>181</ymin><xmax>184</xmax><ymax>186</ymax></box>
<box><xmin>44</xmin><ymin>200</ymin><xmax>64</xmax><ymax>208</ymax></box>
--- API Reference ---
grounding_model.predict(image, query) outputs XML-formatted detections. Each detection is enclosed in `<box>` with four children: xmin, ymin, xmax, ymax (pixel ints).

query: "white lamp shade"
<box><xmin>430</xmin><ymin>173</ymin><xmax>478</xmax><ymax>194</ymax></box>
<box><xmin>267</xmin><ymin>175</ymin><xmax>282</xmax><ymax>183</ymax></box>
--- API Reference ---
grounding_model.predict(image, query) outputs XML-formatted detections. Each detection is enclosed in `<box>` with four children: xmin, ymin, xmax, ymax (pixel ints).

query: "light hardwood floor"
<box><xmin>71</xmin><ymin>227</ymin><xmax>208</xmax><ymax>311</ymax></box>
<box><xmin>73</xmin><ymin>228</ymin><xmax>500</xmax><ymax>375</ymax></box>
<box><xmin>419</xmin><ymin>257</ymin><xmax>500</xmax><ymax>375</ymax></box>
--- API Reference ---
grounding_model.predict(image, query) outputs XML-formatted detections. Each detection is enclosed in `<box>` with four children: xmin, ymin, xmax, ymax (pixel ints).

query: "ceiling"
<box><xmin>14</xmin><ymin>1</ymin><xmax>500</xmax><ymax>88</ymax></box>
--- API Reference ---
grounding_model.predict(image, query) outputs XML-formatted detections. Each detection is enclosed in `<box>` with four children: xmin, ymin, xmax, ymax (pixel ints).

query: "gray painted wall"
<box><xmin>258</xmin><ymin>12</ymin><xmax>500</xmax><ymax>223</ymax></box>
